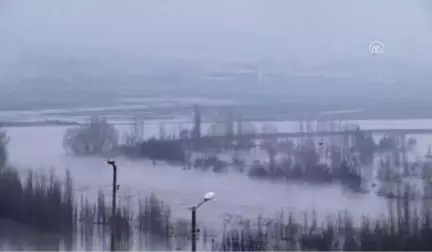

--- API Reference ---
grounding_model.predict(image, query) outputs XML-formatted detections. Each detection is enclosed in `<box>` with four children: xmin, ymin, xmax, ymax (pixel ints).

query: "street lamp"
<box><xmin>191</xmin><ymin>192</ymin><xmax>215</xmax><ymax>252</ymax></box>
<box><xmin>107</xmin><ymin>159</ymin><xmax>119</xmax><ymax>252</ymax></box>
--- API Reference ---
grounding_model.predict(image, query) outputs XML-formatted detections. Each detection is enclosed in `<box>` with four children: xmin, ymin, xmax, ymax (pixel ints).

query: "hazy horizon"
<box><xmin>0</xmin><ymin>0</ymin><xmax>431</xmax><ymax>64</ymax></box>
<box><xmin>2</xmin><ymin>0</ymin><xmax>432</xmax><ymax>114</ymax></box>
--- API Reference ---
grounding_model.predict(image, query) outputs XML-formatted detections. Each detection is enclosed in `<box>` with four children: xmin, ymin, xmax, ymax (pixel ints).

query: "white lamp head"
<box><xmin>204</xmin><ymin>192</ymin><xmax>215</xmax><ymax>201</ymax></box>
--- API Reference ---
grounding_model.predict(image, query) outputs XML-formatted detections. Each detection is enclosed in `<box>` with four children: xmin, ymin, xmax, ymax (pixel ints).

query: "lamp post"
<box><xmin>191</xmin><ymin>192</ymin><xmax>215</xmax><ymax>252</ymax></box>
<box><xmin>107</xmin><ymin>159</ymin><xmax>119</xmax><ymax>252</ymax></box>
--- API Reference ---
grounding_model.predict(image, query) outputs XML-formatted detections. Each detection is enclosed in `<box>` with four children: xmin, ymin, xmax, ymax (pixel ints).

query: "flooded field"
<box><xmin>3</xmin><ymin>116</ymin><xmax>432</xmax><ymax>250</ymax></box>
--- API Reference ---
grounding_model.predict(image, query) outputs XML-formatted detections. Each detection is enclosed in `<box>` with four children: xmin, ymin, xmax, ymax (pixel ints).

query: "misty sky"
<box><xmin>1</xmin><ymin>0</ymin><xmax>431</xmax><ymax>63</ymax></box>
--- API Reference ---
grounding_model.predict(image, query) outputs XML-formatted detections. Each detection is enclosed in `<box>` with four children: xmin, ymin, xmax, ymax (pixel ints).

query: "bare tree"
<box><xmin>124</xmin><ymin>117</ymin><xmax>145</xmax><ymax>145</ymax></box>
<box><xmin>63</xmin><ymin>116</ymin><xmax>119</xmax><ymax>155</ymax></box>
<box><xmin>0</xmin><ymin>127</ymin><xmax>8</xmax><ymax>168</ymax></box>
<box><xmin>158</xmin><ymin>122</ymin><xmax>166</xmax><ymax>140</ymax></box>
<box><xmin>260</xmin><ymin>123</ymin><xmax>279</xmax><ymax>173</ymax></box>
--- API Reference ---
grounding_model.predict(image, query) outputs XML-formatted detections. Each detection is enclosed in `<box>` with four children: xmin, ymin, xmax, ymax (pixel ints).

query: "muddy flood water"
<box><xmin>4</xmin><ymin>118</ymin><xmax>432</xmax><ymax>250</ymax></box>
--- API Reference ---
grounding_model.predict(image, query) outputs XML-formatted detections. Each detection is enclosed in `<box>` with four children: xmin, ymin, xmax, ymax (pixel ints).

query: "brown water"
<box><xmin>5</xmin><ymin>119</ymin><xmax>432</xmax><ymax>250</ymax></box>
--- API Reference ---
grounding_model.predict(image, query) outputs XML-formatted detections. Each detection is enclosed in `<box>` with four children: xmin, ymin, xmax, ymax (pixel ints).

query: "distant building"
<box><xmin>200</xmin><ymin>67</ymin><xmax>262</xmax><ymax>82</ymax></box>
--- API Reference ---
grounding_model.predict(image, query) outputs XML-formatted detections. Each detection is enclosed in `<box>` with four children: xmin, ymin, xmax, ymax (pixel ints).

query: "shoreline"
<box><xmin>3</xmin><ymin>114</ymin><xmax>432</xmax><ymax>128</ymax></box>
<box><xmin>0</xmin><ymin>120</ymin><xmax>81</xmax><ymax>128</ymax></box>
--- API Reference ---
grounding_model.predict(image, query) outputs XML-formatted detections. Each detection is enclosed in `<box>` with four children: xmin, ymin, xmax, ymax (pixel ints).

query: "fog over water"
<box><xmin>0</xmin><ymin>0</ymin><xmax>431</xmax><ymax>62</ymax></box>
<box><xmin>1</xmin><ymin>0</ymin><xmax>432</xmax><ymax>113</ymax></box>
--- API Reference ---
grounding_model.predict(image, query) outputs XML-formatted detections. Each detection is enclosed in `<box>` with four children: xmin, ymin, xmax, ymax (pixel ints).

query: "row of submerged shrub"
<box><xmin>2</xmin><ymin>167</ymin><xmax>432</xmax><ymax>250</ymax></box>
<box><xmin>217</xmin><ymin>206</ymin><xmax>432</xmax><ymax>251</ymax></box>
<box><xmin>0</xmin><ymin>168</ymin><xmax>75</xmax><ymax>233</ymax></box>
<box><xmin>0</xmin><ymin>168</ymin><xmax>176</xmax><ymax>229</ymax></box>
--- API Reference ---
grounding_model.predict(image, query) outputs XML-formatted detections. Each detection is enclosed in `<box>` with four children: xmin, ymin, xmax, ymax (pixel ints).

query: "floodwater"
<box><xmin>4</xmin><ymin>118</ymin><xmax>432</xmax><ymax>250</ymax></box>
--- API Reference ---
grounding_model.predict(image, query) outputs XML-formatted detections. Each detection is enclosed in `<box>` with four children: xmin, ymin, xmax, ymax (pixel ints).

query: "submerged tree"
<box><xmin>63</xmin><ymin>116</ymin><xmax>119</xmax><ymax>155</ymax></box>
<box><xmin>124</xmin><ymin>117</ymin><xmax>145</xmax><ymax>145</ymax></box>
<box><xmin>0</xmin><ymin>127</ymin><xmax>8</xmax><ymax>168</ymax></box>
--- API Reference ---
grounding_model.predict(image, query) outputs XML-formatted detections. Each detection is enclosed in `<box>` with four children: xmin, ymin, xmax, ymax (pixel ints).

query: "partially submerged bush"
<box><xmin>63</xmin><ymin>116</ymin><xmax>119</xmax><ymax>155</ymax></box>
<box><xmin>0</xmin><ymin>169</ymin><xmax>76</xmax><ymax>233</ymax></box>
<box><xmin>137</xmin><ymin>193</ymin><xmax>172</xmax><ymax>237</ymax></box>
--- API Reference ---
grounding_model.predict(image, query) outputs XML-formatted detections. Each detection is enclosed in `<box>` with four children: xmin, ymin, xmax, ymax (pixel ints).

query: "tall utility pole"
<box><xmin>193</xmin><ymin>104</ymin><xmax>201</xmax><ymax>139</ymax></box>
<box><xmin>107</xmin><ymin>160</ymin><xmax>118</xmax><ymax>251</ymax></box>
